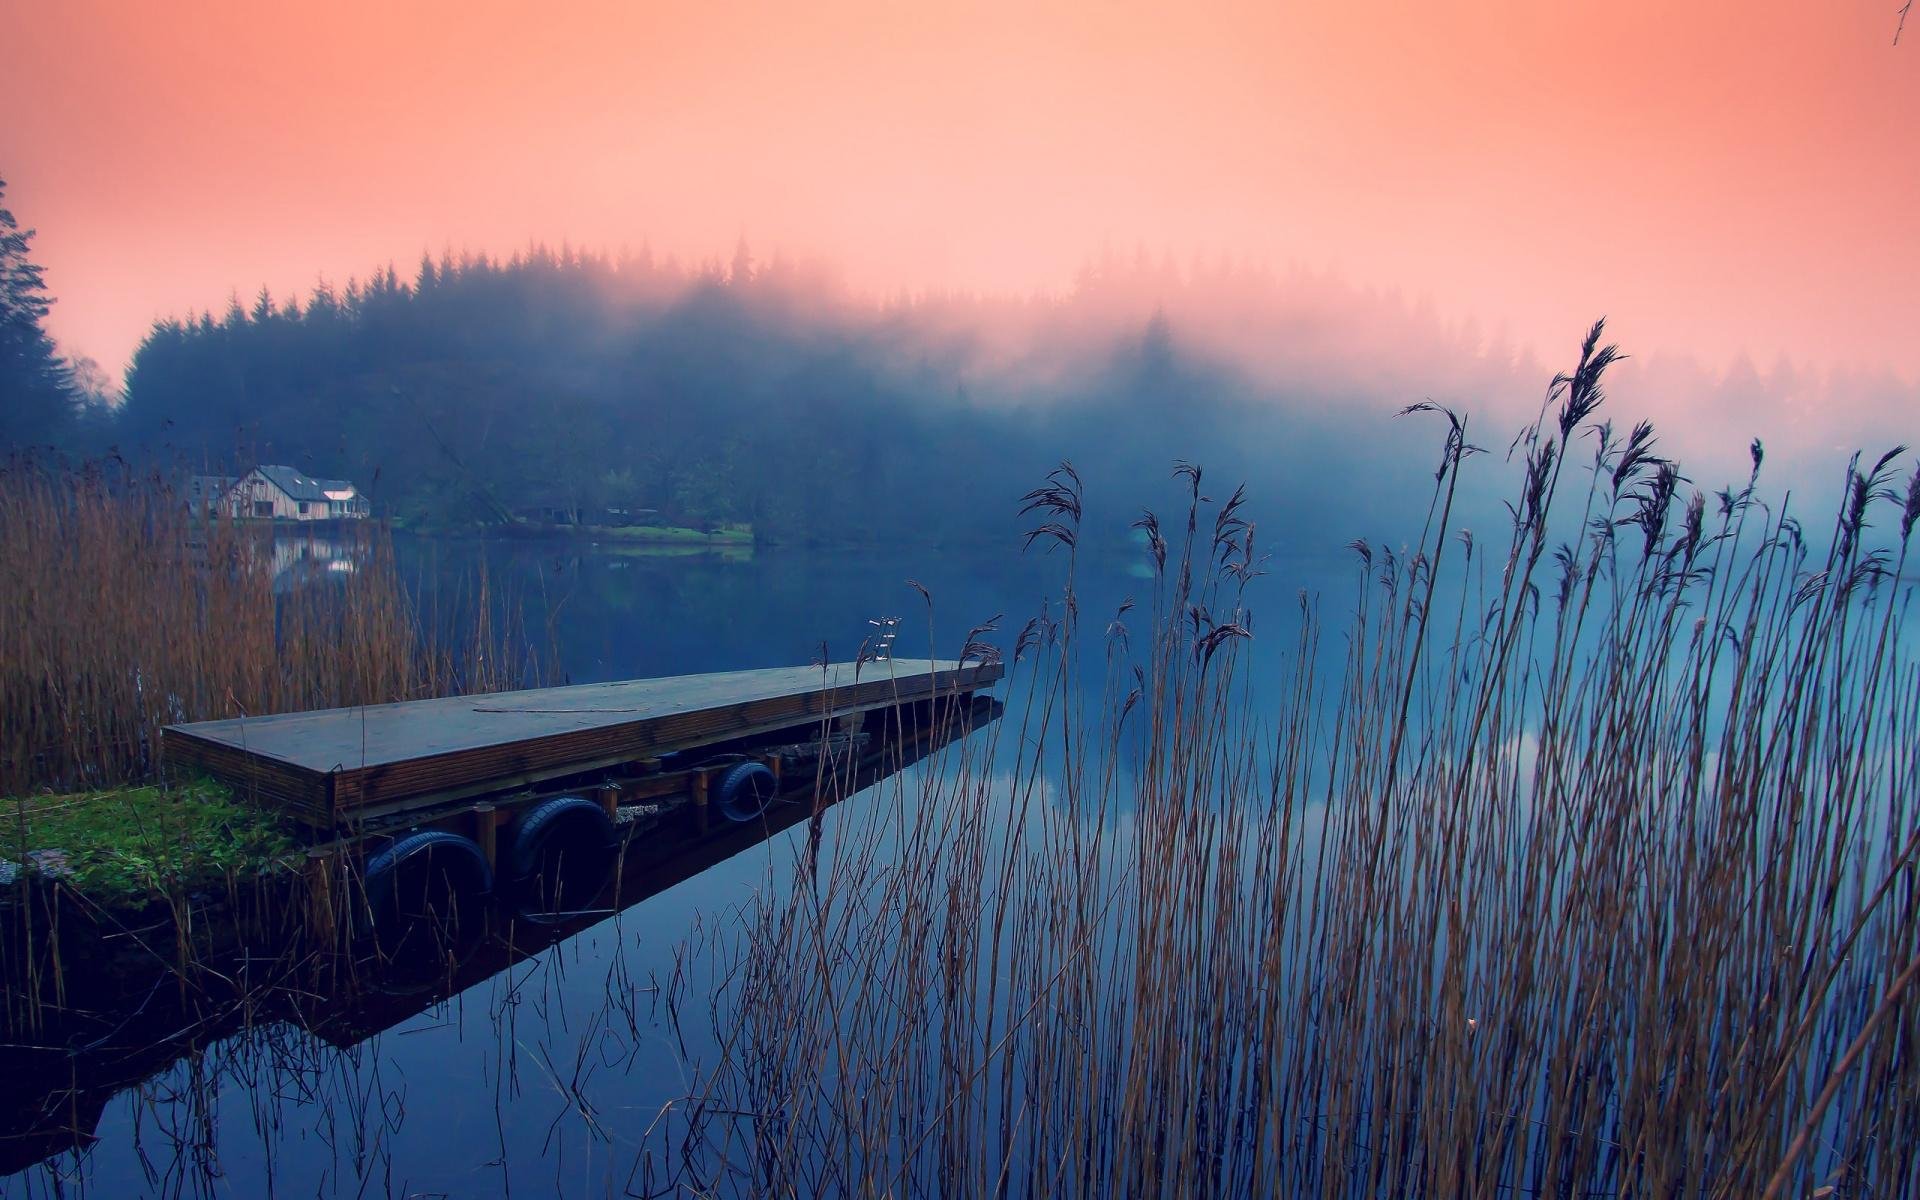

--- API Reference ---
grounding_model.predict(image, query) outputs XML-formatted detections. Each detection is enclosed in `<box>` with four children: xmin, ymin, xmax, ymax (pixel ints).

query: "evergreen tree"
<box><xmin>730</xmin><ymin>236</ymin><xmax>754</xmax><ymax>286</ymax></box>
<box><xmin>0</xmin><ymin>174</ymin><xmax>75</xmax><ymax>447</ymax></box>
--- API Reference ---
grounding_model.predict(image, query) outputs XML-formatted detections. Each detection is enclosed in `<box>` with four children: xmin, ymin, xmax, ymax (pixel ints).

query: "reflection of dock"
<box><xmin>0</xmin><ymin>690</ymin><xmax>1002</xmax><ymax>1174</ymax></box>
<box><xmin>306</xmin><ymin>690</ymin><xmax>1002</xmax><ymax>1046</ymax></box>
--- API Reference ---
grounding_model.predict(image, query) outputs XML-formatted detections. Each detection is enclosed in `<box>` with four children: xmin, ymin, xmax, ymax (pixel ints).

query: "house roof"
<box><xmin>254</xmin><ymin>465</ymin><xmax>342</xmax><ymax>502</ymax></box>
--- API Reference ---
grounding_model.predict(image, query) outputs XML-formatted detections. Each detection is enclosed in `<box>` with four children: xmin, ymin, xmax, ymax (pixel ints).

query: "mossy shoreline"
<box><xmin>1</xmin><ymin>784</ymin><xmax>318</xmax><ymax>1044</ymax></box>
<box><xmin>4</xmin><ymin>779</ymin><xmax>298</xmax><ymax>906</ymax></box>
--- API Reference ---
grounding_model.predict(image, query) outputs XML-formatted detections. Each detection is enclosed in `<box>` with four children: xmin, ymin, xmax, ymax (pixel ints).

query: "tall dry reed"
<box><xmin>657</xmin><ymin>322</ymin><xmax>1920</xmax><ymax>1198</ymax></box>
<box><xmin>0</xmin><ymin>458</ymin><xmax>537</xmax><ymax>796</ymax></box>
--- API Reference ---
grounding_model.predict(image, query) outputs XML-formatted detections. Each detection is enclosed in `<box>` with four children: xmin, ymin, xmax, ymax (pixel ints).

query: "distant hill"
<box><xmin>112</xmin><ymin>247</ymin><xmax>1522</xmax><ymax>547</ymax></box>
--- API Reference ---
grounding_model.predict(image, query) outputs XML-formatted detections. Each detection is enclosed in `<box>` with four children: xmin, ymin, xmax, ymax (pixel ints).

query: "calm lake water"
<box><xmin>8</xmin><ymin>513</ymin><xmax>1917</xmax><ymax>1197</ymax></box>
<box><xmin>399</xmin><ymin>532</ymin><xmax>1350</xmax><ymax>686</ymax></box>
<box><xmin>0</xmin><ymin>531</ymin><xmax>1353</xmax><ymax>1198</ymax></box>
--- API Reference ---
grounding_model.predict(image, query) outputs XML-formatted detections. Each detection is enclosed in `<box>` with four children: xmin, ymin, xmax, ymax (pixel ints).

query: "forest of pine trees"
<box><xmin>112</xmin><ymin>245</ymin><xmax>1075</xmax><ymax>538</ymax></box>
<box><xmin>104</xmin><ymin>242</ymin><xmax>1449</xmax><ymax>542</ymax></box>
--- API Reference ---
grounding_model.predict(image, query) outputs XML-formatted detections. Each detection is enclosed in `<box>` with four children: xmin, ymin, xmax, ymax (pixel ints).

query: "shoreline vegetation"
<box><xmin>2</xmin><ymin>322</ymin><xmax>1917</xmax><ymax>1194</ymax></box>
<box><xmin>5</xmin><ymin>780</ymin><xmax>293</xmax><ymax>904</ymax></box>
<box><xmin>481</xmin><ymin>519</ymin><xmax>754</xmax><ymax>544</ymax></box>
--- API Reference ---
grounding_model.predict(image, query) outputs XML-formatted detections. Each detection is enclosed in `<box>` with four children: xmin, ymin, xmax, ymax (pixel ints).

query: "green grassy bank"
<box><xmin>5</xmin><ymin>780</ymin><xmax>296</xmax><ymax>905</ymax></box>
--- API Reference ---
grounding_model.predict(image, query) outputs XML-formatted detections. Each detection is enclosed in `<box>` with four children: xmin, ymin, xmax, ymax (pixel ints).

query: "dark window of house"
<box><xmin>298</xmin><ymin>501</ymin><xmax>309</xmax><ymax>515</ymax></box>
<box><xmin>254</xmin><ymin>500</ymin><xmax>274</xmax><ymax>518</ymax></box>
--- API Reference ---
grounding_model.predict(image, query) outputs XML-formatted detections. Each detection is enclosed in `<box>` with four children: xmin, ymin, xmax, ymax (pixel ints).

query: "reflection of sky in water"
<box><xmin>12</xmin><ymin>522</ymin><xmax>1915</xmax><ymax>1196</ymax></box>
<box><xmin>394</xmin><ymin>534</ymin><xmax>1357</xmax><ymax>708</ymax></box>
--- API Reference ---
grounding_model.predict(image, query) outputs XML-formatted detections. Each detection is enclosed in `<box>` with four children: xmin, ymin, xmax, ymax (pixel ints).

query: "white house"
<box><xmin>222</xmin><ymin>465</ymin><xmax>370</xmax><ymax>521</ymax></box>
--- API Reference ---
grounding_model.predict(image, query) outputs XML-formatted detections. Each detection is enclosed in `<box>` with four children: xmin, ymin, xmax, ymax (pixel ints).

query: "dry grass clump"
<box><xmin>659</xmin><ymin>322</ymin><xmax>1920</xmax><ymax>1198</ymax></box>
<box><xmin>0</xmin><ymin>458</ymin><xmax>536</xmax><ymax>796</ymax></box>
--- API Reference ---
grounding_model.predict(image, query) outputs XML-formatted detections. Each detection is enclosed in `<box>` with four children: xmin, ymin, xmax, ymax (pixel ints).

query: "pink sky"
<box><xmin>4</xmin><ymin>0</ymin><xmax>1916</xmax><ymax>389</ymax></box>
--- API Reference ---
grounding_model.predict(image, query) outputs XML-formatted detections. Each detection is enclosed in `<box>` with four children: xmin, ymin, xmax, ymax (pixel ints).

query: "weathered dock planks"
<box><xmin>162</xmin><ymin>659</ymin><xmax>1001</xmax><ymax>828</ymax></box>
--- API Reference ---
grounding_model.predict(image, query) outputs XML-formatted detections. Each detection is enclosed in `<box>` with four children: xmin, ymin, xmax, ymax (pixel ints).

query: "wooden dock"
<box><xmin>162</xmin><ymin>659</ymin><xmax>1001</xmax><ymax>829</ymax></box>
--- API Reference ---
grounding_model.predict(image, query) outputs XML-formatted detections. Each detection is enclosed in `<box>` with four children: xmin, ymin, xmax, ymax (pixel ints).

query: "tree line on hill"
<box><xmin>2</xmin><ymin>170</ymin><xmax>1585</xmax><ymax>548</ymax></box>
<box><xmin>96</xmin><ymin>242</ymin><xmax>1484</xmax><ymax>544</ymax></box>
